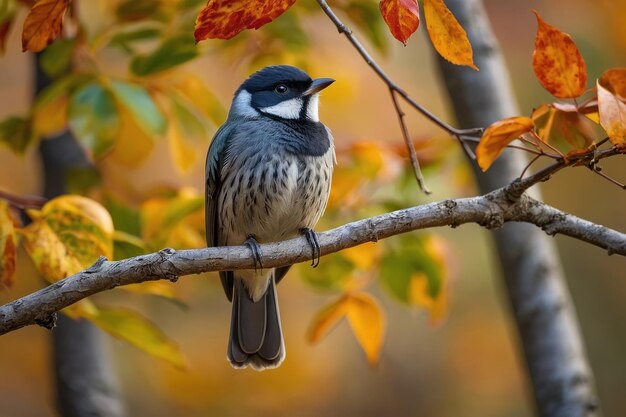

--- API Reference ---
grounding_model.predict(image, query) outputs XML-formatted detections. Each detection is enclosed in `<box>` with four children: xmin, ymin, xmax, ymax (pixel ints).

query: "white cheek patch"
<box><xmin>260</xmin><ymin>97</ymin><xmax>303</xmax><ymax>120</ymax></box>
<box><xmin>231</xmin><ymin>90</ymin><xmax>259</xmax><ymax>118</ymax></box>
<box><xmin>306</xmin><ymin>93</ymin><xmax>320</xmax><ymax>122</ymax></box>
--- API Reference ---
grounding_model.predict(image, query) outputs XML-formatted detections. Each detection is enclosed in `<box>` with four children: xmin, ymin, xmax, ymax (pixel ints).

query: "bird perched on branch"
<box><xmin>205</xmin><ymin>65</ymin><xmax>335</xmax><ymax>370</ymax></box>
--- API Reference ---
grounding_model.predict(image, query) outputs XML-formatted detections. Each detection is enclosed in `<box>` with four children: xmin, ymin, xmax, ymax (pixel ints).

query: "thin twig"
<box><xmin>0</xmin><ymin>189</ymin><xmax>47</xmax><ymax>209</ymax></box>
<box><xmin>588</xmin><ymin>166</ymin><xmax>626</xmax><ymax>190</ymax></box>
<box><xmin>389</xmin><ymin>89</ymin><xmax>431</xmax><ymax>194</ymax></box>
<box><xmin>519</xmin><ymin>154</ymin><xmax>542</xmax><ymax>180</ymax></box>
<box><xmin>315</xmin><ymin>0</ymin><xmax>482</xmax><ymax>158</ymax></box>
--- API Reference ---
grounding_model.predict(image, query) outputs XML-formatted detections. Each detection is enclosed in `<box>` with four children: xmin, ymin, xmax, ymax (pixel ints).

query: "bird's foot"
<box><xmin>300</xmin><ymin>228</ymin><xmax>321</xmax><ymax>268</ymax></box>
<box><xmin>244</xmin><ymin>235</ymin><xmax>263</xmax><ymax>272</ymax></box>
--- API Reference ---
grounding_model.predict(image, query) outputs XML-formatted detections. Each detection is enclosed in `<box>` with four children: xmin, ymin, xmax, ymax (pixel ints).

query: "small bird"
<box><xmin>205</xmin><ymin>65</ymin><xmax>335</xmax><ymax>370</ymax></box>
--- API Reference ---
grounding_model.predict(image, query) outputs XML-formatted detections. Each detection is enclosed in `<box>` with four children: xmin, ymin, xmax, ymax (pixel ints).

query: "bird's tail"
<box><xmin>227</xmin><ymin>274</ymin><xmax>285</xmax><ymax>370</ymax></box>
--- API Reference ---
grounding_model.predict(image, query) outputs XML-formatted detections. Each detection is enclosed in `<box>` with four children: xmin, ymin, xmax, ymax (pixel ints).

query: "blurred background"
<box><xmin>0</xmin><ymin>0</ymin><xmax>624</xmax><ymax>416</ymax></box>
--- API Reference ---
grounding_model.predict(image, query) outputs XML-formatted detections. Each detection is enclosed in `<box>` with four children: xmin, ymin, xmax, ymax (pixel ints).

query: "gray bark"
<box><xmin>35</xmin><ymin>55</ymin><xmax>125</xmax><ymax>417</ymax></box>
<box><xmin>433</xmin><ymin>0</ymin><xmax>600</xmax><ymax>415</ymax></box>
<box><xmin>1</xmin><ymin>189</ymin><xmax>623</xmax><ymax>336</ymax></box>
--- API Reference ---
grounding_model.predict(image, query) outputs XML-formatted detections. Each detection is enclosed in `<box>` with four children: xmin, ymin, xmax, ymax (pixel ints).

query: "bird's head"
<box><xmin>230</xmin><ymin>65</ymin><xmax>334</xmax><ymax>122</ymax></box>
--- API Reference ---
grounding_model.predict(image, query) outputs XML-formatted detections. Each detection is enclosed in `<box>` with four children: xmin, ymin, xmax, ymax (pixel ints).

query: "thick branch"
<box><xmin>0</xmin><ymin>189</ymin><xmax>623</xmax><ymax>336</ymax></box>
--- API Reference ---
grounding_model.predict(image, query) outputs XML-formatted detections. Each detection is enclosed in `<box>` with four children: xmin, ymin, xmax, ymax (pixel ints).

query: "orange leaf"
<box><xmin>194</xmin><ymin>0</ymin><xmax>296</xmax><ymax>42</ymax></box>
<box><xmin>597</xmin><ymin>80</ymin><xmax>626</xmax><ymax>148</ymax></box>
<box><xmin>476</xmin><ymin>116</ymin><xmax>535</xmax><ymax>171</ymax></box>
<box><xmin>306</xmin><ymin>296</ymin><xmax>349</xmax><ymax>344</ymax></box>
<box><xmin>423</xmin><ymin>0</ymin><xmax>476</xmax><ymax>70</ymax></box>
<box><xmin>345</xmin><ymin>293</ymin><xmax>386</xmax><ymax>366</ymax></box>
<box><xmin>379</xmin><ymin>0</ymin><xmax>419</xmax><ymax>46</ymax></box>
<box><xmin>21</xmin><ymin>0</ymin><xmax>69</xmax><ymax>52</ymax></box>
<box><xmin>532</xmin><ymin>10</ymin><xmax>586</xmax><ymax>98</ymax></box>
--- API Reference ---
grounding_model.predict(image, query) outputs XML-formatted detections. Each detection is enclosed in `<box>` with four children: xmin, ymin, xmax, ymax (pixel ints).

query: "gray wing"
<box><xmin>205</xmin><ymin>123</ymin><xmax>236</xmax><ymax>300</ymax></box>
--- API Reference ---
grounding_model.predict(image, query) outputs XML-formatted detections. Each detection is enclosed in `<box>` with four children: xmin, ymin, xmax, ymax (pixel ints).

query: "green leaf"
<box><xmin>130</xmin><ymin>34</ymin><xmax>198</xmax><ymax>76</ymax></box>
<box><xmin>343</xmin><ymin>1</ymin><xmax>388</xmax><ymax>54</ymax></box>
<box><xmin>39</xmin><ymin>37</ymin><xmax>75</xmax><ymax>78</ymax></box>
<box><xmin>68</xmin><ymin>83</ymin><xmax>120</xmax><ymax>158</ymax></box>
<box><xmin>0</xmin><ymin>116</ymin><xmax>35</xmax><ymax>154</ymax></box>
<box><xmin>105</xmin><ymin>197</ymin><xmax>141</xmax><ymax>236</ymax></box>
<box><xmin>380</xmin><ymin>234</ymin><xmax>444</xmax><ymax>304</ymax></box>
<box><xmin>300</xmin><ymin>251</ymin><xmax>355</xmax><ymax>291</ymax></box>
<box><xmin>65</xmin><ymin>166</ymin><xmax>101</xmax><ymax>195</ymax></box>
<box><xmin>85</xmin><ymin>306</ymin><xmax>186</xmax><ymax>368</ymax></box>
<box><xmin>262</xmin><ymin>9</ymin><xmax>308</xmax><ymax>51</ymax></box>
<box><xmin>110</xmin><ymin>79</ymin><xmax>166</xmax><ymax>135</ymax></box>
<box><xmin>113</xmin><ymin>230</ymin><xmax>147</xmax><ymax>260</ymax></box>
<box><xmin>35</xmin><ymin>73</ymin><xmax>93</xmax><ymax>108</ymax></box>
<box><xmin>115</xmin><ymin>0</ymin><xmax>164</xmax><ymax>22</ymax></box>
<box><xmin>109</xmin><ymin>27</ymin><xmax>161</xmax><ymax>53</ymax></box>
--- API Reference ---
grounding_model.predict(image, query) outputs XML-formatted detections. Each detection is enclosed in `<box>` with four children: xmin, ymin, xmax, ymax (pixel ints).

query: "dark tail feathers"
<box><xmin>228</xmin><ymin>275</ymin><xmax>284</xmax><ymax>370</ymax></box>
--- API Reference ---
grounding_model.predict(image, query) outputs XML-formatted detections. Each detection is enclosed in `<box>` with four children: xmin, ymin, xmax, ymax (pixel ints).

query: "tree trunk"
<box><xmin>433</xmin><ymin>1</ymin><xmax>600</xmax><ymax>416</ymax></box>
<box><xmin>35</xmin><ymin>54</ymin><xmax>125</xmax><ymax>417</ymax></box>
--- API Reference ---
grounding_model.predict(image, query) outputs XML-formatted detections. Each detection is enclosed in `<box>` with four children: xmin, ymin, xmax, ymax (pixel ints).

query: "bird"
<box><xmin>205</xmin><ymin>65</ymin><xmax>335</xmax><ymax>370</ymax></box>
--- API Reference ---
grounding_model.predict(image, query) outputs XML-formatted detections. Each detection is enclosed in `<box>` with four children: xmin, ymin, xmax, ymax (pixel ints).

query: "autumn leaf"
<box><xmin>194</xmin><ymin>0</ymin><xmax>296</xmax><ymax>42</ymax></box>
<box><xmin>22</xmin><ymin>0</ymin><xmax>70</xmax><ymax>53</ymax></box>
<box><xmin>345</xmin><ymin>292</ymin><xmax>386</xmax><ymax>366</ymax></box>
<box><xmin>0</xmin><ymin>200</ymin><xmax>17</xmax><ymax>288</ymax></box>
<box><xmin>476</xmin><ymin>116</ymin><xmax>535</xmax><ymax>171</ymax></box>
<box><xmin>32</xmin><ymin>90</ymin><xmax>67</xmax><ymax>137</ymax></box>
<box><xmin>531</xmin><ymin>103</ymin><xmax>595</xmax><ymax>150</ymax></box>
<box><xmin>307</xmin><ymin>292</ymin><xmax>386</xmax><ymax>366</ymax></box>
<box><xmin>106</xmin><ymin>105</ymin><xmax>155</xmax><ymax>168</ymax></box>
<box><xmin>83</xmin><ymin>306</ymin><xmax>187</xmax><ymax>368</ymax></box>
<box><xmin>379</xmin><ymin>0</ymin><xmax>419</xmax><ymax>46</ymax></box>
<box><xmin>21</xmin><ymin>195</ymin><xmax>114</xmax><ymax>282</ymax></box>
<box><xmin>532</xmin><ymin>10</ymin><xmax>586</xmax><ymax>98</ymax></box>
<box><xmin>307</xmin><ymin>296</ymin><xmax>350</xmax><ymax>344</ymax></box>
<box><xmin>423</xmin><ymin>0</ymin><xmax>476</xmax><ymax>70</ymax></box>
<box><xmin>597</xmin><ymin>80</ymin><xmax>626</xmax><ymax>148</ymax></box>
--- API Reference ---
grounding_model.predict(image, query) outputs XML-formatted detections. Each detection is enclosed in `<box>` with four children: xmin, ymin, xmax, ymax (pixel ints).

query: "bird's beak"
<box><xmin>303</xmin><ymin>78</ymin><xmax>335</xmax><ymax>96</ymax></box>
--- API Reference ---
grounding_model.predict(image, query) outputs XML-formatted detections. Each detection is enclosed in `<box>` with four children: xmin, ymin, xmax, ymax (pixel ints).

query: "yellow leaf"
<box><xmin>306</xmin><ymin>296</ymin><xmax>349</xmax><ymax>344</ymax></box>
<box><xmin>597</xmin><ymin>80</ymin><xmax>626</xmax><ymax>148</ymax></box>
<box><xmin>170</xmin><ymin>74</ymin><xmax>226</xmax><ymax>125</ymax></box>
<box><xmin>345</xmin><ymin>293</ymin><xmax>386</xmax><ymax>366</ymax></box>
<box><xmin>21</xmin><ymin>195</ymin><xmax>113</xmax><ymax>282</ymax></box>
<box><xmin>0</xmin><ymin>200</ymin><xmax>17</xmax><ymax>288</ymax></box>
<box><xmin>342</xmin><ymin>242</ymin><xmax>380</xmax><ymax>270</ymax></box>
<box><xmin>476</xmin><ymin>116</ymin><xmax>535</xmax><ymax>171</ymax></box>
<box><xmin>83</xmin><ymin>306</ymin><xmax>187</xmax><ymax>368</ymax></box>
<box><xmin>532</xmin><ymin>10</ymin><xmax>587</xmax><ymax>98</ymax></box>
<box><xmin>168</xmin><ymin>122</ymin><xmax>196</xmax><ymax>174</ymax></box>
<box><xmin>141</xmin><ymin>189</ymin><xmax>204</xmax><ymax>249</ymax></box>
<box><xmin>21</xmin><ymin>0</ymin><xmax>69</xmax><ymax>52</ymax></box>
<box><xmin>123</xmin><ymin>281</ymin><xmax>177</xmax><ymax>300</ymax></box>
<box><xmin>32</xmin><ymin>91</ymin><xmax>68</xmax><ymax>137</ymax></box>
<box><xmin>423</xmin><ymin>0</ymin><xmax>477</xmax><ymax>70</ymax></box>
<box><xmin>107</xmin><ymin>107</ymin><xmax>155</xmax><ymax>167</ymax></box>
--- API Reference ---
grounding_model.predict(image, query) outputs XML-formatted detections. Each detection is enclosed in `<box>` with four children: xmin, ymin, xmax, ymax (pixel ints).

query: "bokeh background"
<box><xmin>1</xmin><ymin>0</ymin><xmax>624</xmax><ymax>416</ymax></box>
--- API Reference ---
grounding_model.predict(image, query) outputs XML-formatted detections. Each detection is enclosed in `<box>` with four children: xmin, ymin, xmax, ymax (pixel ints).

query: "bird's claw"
<box><xmin>244</xmin><ymin>235</ymin><xmax>263</xmax><ymax>271</ymax></box>
<box><xmin>301</xmin><ymin>228</ymin><xmax>321</xmax><ymax>268</ymax></box>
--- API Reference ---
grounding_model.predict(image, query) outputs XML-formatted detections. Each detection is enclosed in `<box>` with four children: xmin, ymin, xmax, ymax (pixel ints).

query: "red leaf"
<box><xmin>194</xmin><ymin>0</ymin><xmax>296</xmax><ymax>42</ymax></box>
<box><xmin>379</xmin><ymin>0</ymin><xmax>420</xmax><ymax>45</ymax></box>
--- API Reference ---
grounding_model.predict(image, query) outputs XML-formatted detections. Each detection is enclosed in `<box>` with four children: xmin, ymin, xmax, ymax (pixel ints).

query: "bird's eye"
<box><xmin>274</xmin><ymin>84</ymin><xmax>289</xmax><ymax>95</ymax></box>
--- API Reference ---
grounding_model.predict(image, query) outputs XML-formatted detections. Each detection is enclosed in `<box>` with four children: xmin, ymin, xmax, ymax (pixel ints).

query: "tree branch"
<box><xmin>1</xmin><ymin>187</ymin><xmax>623</xmax><ymax>336</ymax></box>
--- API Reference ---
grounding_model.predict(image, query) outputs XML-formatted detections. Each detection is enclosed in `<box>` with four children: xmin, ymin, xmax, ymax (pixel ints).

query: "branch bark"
<box><xmin>1</xmin><ymin>188</ymin><xmax>623</xmax><ymax>336</ymax></box>
<box><xmin>433</xmin><ymin>0</ymin><xmax>602</xmax><ymax>415</ymax></box>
